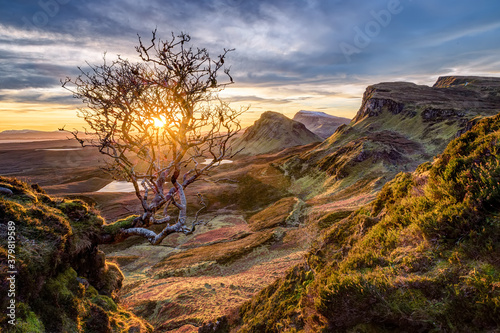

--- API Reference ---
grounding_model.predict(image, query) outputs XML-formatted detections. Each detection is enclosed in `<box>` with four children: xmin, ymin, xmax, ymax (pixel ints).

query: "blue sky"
<box><xmin>1</xmin><ymin>0</ymin><xmax>500</xmax><ymax>130</ymax></box>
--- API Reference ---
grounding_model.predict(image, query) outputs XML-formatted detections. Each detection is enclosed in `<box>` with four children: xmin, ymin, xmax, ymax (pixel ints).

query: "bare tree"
<box><xmin>62</xmin><ymin>31</ymin><xmax>244</xmax><ymax>245</ymax></box>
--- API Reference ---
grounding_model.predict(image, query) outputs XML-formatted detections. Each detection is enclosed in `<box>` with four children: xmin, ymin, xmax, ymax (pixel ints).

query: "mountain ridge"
<box><xmin>293</xmin><ymin>110</ymin><xmax>351</xmax><ymax>139</ymax></box>
<box><xmin>217</xmin><ymin>105</ymin><xmax>500</xmax><ymax>333</ymax></box>
<box><xmin>281</xmin><ymin>76</ymin><xmax>500</xmax><ymax>205</ymax></box>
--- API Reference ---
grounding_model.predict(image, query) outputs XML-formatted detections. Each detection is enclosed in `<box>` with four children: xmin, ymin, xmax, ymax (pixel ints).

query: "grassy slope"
<box><xmin>0</xmin><ymin>177</ymin><xmax>152</xmax><ymax>332</ymax></box>
<box><xmin>234</xmin><ymin>112</ymin><xmax>500</xmax><ymax>332</ymax></box>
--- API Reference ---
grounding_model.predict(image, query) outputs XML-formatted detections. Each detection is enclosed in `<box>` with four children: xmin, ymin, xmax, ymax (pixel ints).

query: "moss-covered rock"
<box><xmin>102</xmin><ymin>215</ymin><xmax>138</xmax><ymax>236</ymax></box>
<box><xmin>0</xmin><ymin>176</ymin><xmax>152</xmax><ymax>332</ymax></box>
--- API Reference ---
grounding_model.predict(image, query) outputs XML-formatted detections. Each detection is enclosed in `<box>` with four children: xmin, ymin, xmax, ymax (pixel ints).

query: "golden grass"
<box><xmin>121</xmin><ymin>250</ymin><xmax>306</xmax><ymax>332</ymax></box>
<box><xmin>153</xmin><ymin>230</ymin><xmax>276</xmax><ymax>273</ymax></box>
<box><xmin>248</xmin><ymin>197</ymin><xmax>302</xmax><ymax>231</ymax></box>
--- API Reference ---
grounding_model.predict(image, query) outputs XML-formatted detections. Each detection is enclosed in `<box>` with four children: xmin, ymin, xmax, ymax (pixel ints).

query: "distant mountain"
<box><xmin>232</xmin><ymin>111</ymin><xmax>322</xmax><ymax>155</ymax></box>
<box><xmin>292</xmin><ymin>110</ymin><xmax>351</xmax><ymax>139</ymax></box>
<box><xmin>0</xmin><ymin>129</ymin><xmax>69</xmax><ymax>141</ymax></box>
<box><xmin>0</xmin><ymin>129</ymin><xmax>42</xmax><ymax>134</ymax></box>
<box><xmin>281</xmin><ymin>76</ymin><xmax>500</xmax><ymax>201</ymax></box>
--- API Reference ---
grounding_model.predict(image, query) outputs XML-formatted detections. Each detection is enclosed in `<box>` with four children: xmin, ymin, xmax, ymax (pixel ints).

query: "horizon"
<box><xmin>1</xmin><ymin>1</ymin><xmax>500</xmax><ymax>131</ymax></box>
<box><xmin>0</xmin><ymin>109</ymin><xmax>350</xmax><ymax>135</ymax></box>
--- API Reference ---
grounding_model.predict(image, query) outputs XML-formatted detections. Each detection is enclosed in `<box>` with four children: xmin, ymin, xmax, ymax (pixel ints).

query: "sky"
<box><xmin>1</xmin><ymin>0</ymin><xmax>500</xmax><ymax>131</ymax></box>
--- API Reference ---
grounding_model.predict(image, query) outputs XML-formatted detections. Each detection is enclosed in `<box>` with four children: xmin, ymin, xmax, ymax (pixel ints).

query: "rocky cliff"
<box><xmin>282</xmin><ymin>76</ymin><xmax>500</xmax><ymax>202</ymax></box>
<box><xmin>292</xmin><ymin>110</ymin><xmax>351</xmax><ymax>139</ymax></box>
<box><xmin>353</xmin><ymin>77</ymin><xmax>500</xmax><ymax>123</ymax></box>
<box><xmin>232</xmin><ymin>111</ymin><xmax>322</xmax><ymax>155</ymax></box>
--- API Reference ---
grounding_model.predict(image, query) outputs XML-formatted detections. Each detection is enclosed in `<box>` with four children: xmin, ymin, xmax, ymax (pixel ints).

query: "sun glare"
<box><xmin>153</xmin><ymin>117</ymin><xmax>166</xmax><ymax>128</ymax></box>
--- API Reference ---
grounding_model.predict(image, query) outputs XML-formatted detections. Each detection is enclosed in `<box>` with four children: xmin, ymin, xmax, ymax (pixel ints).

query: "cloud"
<box><xmin>0</xmin><ymin>87</ymin><xmax>79</xmax><ymax>106</ymax></box>
<box><xmin>226</xmin><ymin>94</ymin><xmax>316</xmax><ymax>105</ymax></box>
<box><xmin>0</xmin><ymin>0</ymin><xmax>500</xmax><ymax>126</ymax></box>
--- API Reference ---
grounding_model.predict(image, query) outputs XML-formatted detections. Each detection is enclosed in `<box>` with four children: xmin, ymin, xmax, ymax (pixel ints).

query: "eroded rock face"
<box><xmin>353</xmin><ymin>77</ymin><xmax>500</xmax><ymax>123</ymax></box>
<box><xmin>292</xmin><ymin>110</ymin><xmax>351</xmax><ymax>139</ymax></box>
<box><xmin>282</xmin><ymin>76</ymin><xmax>500</xmax><ymax>200</ymax></box>
<box><xmin>232</xmin><ymin>111</ymin><xmax>322</xmax><ymax>155</ymax></box>
<box><xmin>353</xmin><ymin>87</ymin><xmax>407</xmax><ymax>122</ymax></box>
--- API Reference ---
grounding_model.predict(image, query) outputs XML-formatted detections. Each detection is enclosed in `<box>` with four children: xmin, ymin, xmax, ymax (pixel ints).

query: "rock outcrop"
<box><xmin>292</xmin><ymin>110</ymin><xmax>351</xmax><ymax>139</ymax></box>
<box><xmin>282</xmin><ymin>76</ymin><xmax>500</xmax><ymax>200</ymax></box>
<box><xmin>232</xmin><ymin>111</ymin><xmax>322</xmax><ymax>155</ymax></box>
<box><xmin>353</xmin><ymin>77</ymin><xmax>500</xmax><ymax>123</ymax></box>
<box><xmin>0</xmin><ymin>177</ymin><xmax>152</xmax><ymax>332</ymax></box>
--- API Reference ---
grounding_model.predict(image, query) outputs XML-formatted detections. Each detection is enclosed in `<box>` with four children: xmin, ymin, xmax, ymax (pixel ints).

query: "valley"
<box><xmin>1</xmin><ymin>76</ymin><xmax>500</xmax><ymax>332</ymax></box>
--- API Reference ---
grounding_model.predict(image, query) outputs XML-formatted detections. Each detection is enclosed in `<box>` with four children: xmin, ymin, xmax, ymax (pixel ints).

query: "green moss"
<box><xmin>13</xmin><ymin>306</ymin><xmax>45</xmax><ymax>333</ymax></box>
<box><xmin>238</xmin><ymin>264</ymin><xmax>314</xmax><ymax>332</ymax></box>
<box><xmin>58</xmin><ymin>198</ymin><xmax>90</xmax><ymax>215</ymax></box>
<box><xmin>371</xmin><ymin>172</ymin><xmax>413</xmax><ymax>216</ymax></box>
<box><xmin>92</xmin><ymin>294</ymin><xmax>118</xmax><ymax>312</ymax></box>
<box><xmin>102</xmin><ymin>215</ymin><xmax>138</xmax><ymax>235</ymax></box>
<box><xmin>0</xmin><ymin>177</ymin><xmax>153</xmax><ymax>332</ymax></box>
<box><xmin>98</xmin><ymin>262</ymin><xmax>124</xmax><ymax>298</ymax></box>
<box><xmin>316</xmin><ymin>210</ymin><xmax>353</xmax><ymax>229</ymax></box>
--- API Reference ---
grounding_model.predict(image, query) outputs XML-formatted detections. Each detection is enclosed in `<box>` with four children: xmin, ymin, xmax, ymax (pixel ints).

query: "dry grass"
<box><xmin>248</xmin><ymin>197</ymin><xmax>302</xmax><ymax>231</ymax></box>
<box><xmin>121</xmin><ymin>250</ymin><xmax>306</xmax><ymax>332</ymax></box>
<box><xmin>103</xmin><ymin>205</ymin><xmax>314</xmax><ymax>332</ymax></box>
<box><xmin>153</xmin><ymin>230</ymin><xmax>276</xmax><ymax>273</ymax></box>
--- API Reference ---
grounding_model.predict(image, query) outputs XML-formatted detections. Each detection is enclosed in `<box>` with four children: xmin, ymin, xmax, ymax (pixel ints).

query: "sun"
<box><xmin>153</xmin><ymin>117</ymin><xmax>166</xmax><ymax>128</ymax></box>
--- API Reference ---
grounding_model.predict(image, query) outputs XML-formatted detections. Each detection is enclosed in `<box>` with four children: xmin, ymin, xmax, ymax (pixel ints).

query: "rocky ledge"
<box><xmin>353</xmin><ymin>76</ymin><xmax>500</xmax><ymax>123</ymax></box>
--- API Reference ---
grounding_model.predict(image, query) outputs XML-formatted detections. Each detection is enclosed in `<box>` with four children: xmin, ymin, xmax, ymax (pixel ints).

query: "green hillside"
<box><xmin>0</xmin><ymin>177</ymin><xmax>152</xmax><ymax>332</ymax></box>
<box><xmin>233</xmin><ymin>112</ymin><xmax>500</xmax><ymax>332</ymax></box>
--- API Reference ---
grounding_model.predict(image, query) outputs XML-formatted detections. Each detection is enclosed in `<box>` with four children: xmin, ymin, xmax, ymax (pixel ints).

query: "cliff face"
<box><xmin>282</xmin><ymin>76</ymin><xmax>500</xmax><ymax>202</ymax></box>
<box><xmin>0</xmin><ymin>177</ymin><xmax>152</xmax><ymax>332</ymax></box>
<box><xmin>232</xmin><ymin>111</ymin><xmax>322</xmax><ymax>155</ymax></box>
<box><xmin>353</xmin><ymin>77</ymin><xmax>500</xmax><ymax>123</ymax></box>
<box><xmin>292</xmin><ymin>110</ymin><xmax>351</xmax><ymax>139</ymax></box>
